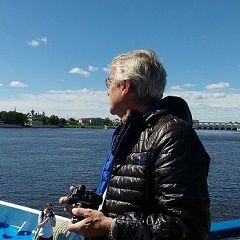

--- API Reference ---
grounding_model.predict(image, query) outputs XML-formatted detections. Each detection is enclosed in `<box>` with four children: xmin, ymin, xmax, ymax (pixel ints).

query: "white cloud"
<box><xmin>27</xmin><ymin>36</ymin><xmax>48</xmax><ymax>47</ymax></box>
<box><xmin>166</xmin><ymin>88</ymin><xmax>240</xmax><ymax>121</ymax></box>
<box><xmin>0</xmin><ymin>88</ymin><xmax>110</xmax><ymax>119</ymax></box>
<box><xmin>69</xmin><ymin>67</ymin><xmax>90</xmax><ymax>77</ymax></box>
<box><xmin>213</xmin><ymin>93</ymin><xmax>226</xmax><ymax>98</ymax></box>
<box><xmin>102</xmin><ymin>67</ymin><xmax>110</xmax><ymax>73</ymax></box>
<box><xmin>183</xmin><ymin>83</ymin><xmax>195</xmax><ymax>88</ymax></box>
<box><xmin>188</xmin><ymin>103</ymin><xmax>240</xmax><ymax>122</ymax></box>
<box><xmin>9</xmin><ymin>81</ymin><xmax>28</xmax><ymax>88</ymax></box>
<box><xmin>40</xmin><ymin>36</ymin><xmax>47</xmax><ymax>43</ymax></box>
<box><xmin>170</xmin><ymin>83</ymin><xmax>195</xmax><ymax>91</ymax></box>
<box><xmin>88</xmin><ymin>66</ymin><xmax>99</xmax><ymax>72</ymax></box>
<box><xmin>170</xmin><ymin>85</ymin><xmax>184</xmax><ymax>91</ymax></box>
<box><xmin>28</xmin><ymin>40</ymin><xmax>40</xmax><ymax>47</ymax></box>
<box><xmin>205</xmin><ymin>82</ymin><xmax>230</xmax><ymax>90</ymax></box>
<box><xmin>1</xmin><ymin>87</ymin><xmax>239</xmax><ymax>122</ymax></box>
<box><xmin>68</xmin><ymin>65</ymin><xmax>109</xmax><ymax>76</ymax></box>
<box><xmin>0</xmin><ymin>83</ymin><xmax>3</xmax><ymax>87</ymax></box>
<box><xmin>167</xmin><ymin>90</ymin><xmax>228</xmax><ymax>101</ymax></box>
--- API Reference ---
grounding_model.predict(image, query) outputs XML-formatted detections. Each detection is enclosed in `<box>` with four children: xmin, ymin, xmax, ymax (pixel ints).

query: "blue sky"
<box><xmin>0</xmin><ymin>0</ymin><xmax>239</xmax><ymax>121</ymax></box>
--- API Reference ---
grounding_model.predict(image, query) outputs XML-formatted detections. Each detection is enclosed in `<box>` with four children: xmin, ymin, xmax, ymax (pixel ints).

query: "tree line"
<box><xmin>0</xmin><ymin>111</ymin><xmax>67</xmax><ymax>126</ymax></box>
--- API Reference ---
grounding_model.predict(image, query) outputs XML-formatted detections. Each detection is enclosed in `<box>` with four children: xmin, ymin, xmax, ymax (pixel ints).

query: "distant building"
<box><xmin>26</xmin><ymin>109</ymin><xmax>45</xmax><ymax>126</ymax></box>
<box><xmin>79</xmin><ymin>117</ymin><xmax>105</xmax><ymax>125</ymax></box>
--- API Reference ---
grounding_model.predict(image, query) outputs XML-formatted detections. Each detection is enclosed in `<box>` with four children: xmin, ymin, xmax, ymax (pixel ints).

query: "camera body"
<box><xmin>67</xmin><ymin>185</ymin><xmax>102</xmax><ymax>223</ymax></box>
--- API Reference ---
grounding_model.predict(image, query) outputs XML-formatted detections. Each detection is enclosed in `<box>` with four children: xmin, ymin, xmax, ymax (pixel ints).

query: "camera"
<box><xmin>67</xmin><ymin>185</ymin><xmax>102</xmax><ymax>223</ymax></box>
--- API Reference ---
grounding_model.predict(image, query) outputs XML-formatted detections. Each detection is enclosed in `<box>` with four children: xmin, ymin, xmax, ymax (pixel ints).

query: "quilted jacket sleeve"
<box><xmin>111</xmin><ymin>122</ymin><xmax>210</xmax><ymax>240</ymax></box>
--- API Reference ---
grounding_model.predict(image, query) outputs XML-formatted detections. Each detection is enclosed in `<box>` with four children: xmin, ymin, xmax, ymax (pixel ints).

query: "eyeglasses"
<box><xmin>105</xmin><ymin>77</ymin><xmax>112</xmax><ymax>89</ymax></box>
<box><xmin>105</xmin><ymin>77</ymin><xmax>113</xmax><ymax>89</ymax></box>
<box><xmin>105</xmin><ymin>77</ymin><xmax>123</xmax><ymax>89</ymax></box>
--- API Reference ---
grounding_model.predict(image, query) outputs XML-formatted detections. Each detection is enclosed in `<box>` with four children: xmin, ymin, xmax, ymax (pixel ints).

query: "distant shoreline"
<box><xmin>0</xmin><ymin>124</ymin><xmax>116</xmax><ymax>129</ymax></box>
<box><xmin>1</xmin><ymin>124</ymin><xmax>238</xmax><ymax>131</ymax></box>
<box><xmin>0</xmin><ymin>124</ymin><xmax>60</xmax><ymax>128</ymax></box>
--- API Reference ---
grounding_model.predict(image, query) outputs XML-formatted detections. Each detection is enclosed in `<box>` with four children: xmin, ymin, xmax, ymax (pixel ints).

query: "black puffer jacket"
<box><xmin>102</xmin><ymin>96</ymin><xmax>210</xmax><ymax>240</ymax></box>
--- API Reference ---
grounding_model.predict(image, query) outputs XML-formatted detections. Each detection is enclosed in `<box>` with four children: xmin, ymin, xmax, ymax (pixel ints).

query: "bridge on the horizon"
<box><xmin>193</xmin><ymin>120</ymin><xmax>240</xmax><ymax>131</ymax></box>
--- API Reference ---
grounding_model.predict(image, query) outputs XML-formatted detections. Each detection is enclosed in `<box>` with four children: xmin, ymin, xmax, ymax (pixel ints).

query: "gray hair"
<box><xmin>110</xmin><ymin>49</ymin><xmax>167</xmax><ymax>106</ymax></box>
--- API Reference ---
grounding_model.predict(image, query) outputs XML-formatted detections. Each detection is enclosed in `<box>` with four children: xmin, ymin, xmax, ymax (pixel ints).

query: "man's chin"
<box><xmin>110</xmin><ymin>108</ymin><xmax>121</xmax><ymax>118</ymax></box>
<box><xmin>109</xmin><ymin>108</ymin><xmax>116</xmax><ymax>115</ymax></box>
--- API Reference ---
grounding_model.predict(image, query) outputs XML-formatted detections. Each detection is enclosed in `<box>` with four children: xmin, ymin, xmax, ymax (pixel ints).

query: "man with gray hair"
<box><xmin>61</xmin><ymin>49</ymin><xmax>210</xmax><ymax>240</ymax></box>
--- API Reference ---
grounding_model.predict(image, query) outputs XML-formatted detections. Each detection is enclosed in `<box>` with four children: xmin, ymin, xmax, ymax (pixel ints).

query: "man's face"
<box><xmin>107</xmin><ymin>70</ymin><xmax>127</xmax><ymax>118</ymax></box>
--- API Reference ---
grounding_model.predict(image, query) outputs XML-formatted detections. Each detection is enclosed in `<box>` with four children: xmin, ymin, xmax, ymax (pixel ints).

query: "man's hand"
<box><xmin>38</xmin><ymin>217</ymin><xmax>50</xmax><ymax>227</ymax></box>
<box><xmin>59</xmin><ymin>186</ymin><xmax>76</xmax><ymax>215</ymax></box>
<box><xmin>67</xmin><ymin>208</ymin><xmax>113</xmax><ymax>238</ymax></box>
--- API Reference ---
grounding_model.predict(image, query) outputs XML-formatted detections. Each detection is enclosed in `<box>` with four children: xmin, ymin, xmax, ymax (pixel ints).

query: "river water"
<box><xmin>0</xmin><ymin>128</ymin><xmax>239</xmax><ymax>222</ymax></box>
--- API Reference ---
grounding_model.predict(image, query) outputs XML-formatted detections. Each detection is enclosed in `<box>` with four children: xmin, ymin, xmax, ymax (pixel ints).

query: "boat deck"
<box><xmin>0</xmin><ymin>200</ymin><xmax>81</xmax><ymax>240</ymax></box>
<box><xmin>0</xmin><ymin>222</ymin><xmax>33</xmax><ymax>239</ymax></box>
<box><xmin>1</xmin><ymin>200</ymin><xmax>240</xmax><ymax>239</ymax></box>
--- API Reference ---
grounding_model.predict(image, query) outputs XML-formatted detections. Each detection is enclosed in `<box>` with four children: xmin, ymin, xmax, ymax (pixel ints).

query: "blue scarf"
<box><xmin>96</xmin><ymin>125</ymin><xmax>121</xmax><ymax>195</ymax></box>
<box><xmin>96</xmin><ymin>100</ymin><xmax>163</xmax><ymax>195</ymax></box>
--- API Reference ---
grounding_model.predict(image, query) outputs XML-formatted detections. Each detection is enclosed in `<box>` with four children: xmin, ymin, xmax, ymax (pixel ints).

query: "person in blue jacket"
<box><xmin>60</xmin><ymin>49</ymin><xmax>210</xmax><ymax>240</ymax></box>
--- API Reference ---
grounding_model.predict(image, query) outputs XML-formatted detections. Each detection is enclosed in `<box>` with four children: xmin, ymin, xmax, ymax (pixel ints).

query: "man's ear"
<box><xmin>121</xmin><ymin>80</ymin><xmax>131</xmax><ymax>97</ymax></box>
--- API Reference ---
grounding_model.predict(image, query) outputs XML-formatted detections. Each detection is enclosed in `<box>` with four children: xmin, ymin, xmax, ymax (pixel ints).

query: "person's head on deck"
<box><xmin>106</xmin><ymin>49</ymin><xmax>167</xmax><ymax>118</ymax></box>
<box><xmin>44</xmin><ymin>202</ymin><xmax>53</xmax><ymax>212</ymax></box>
